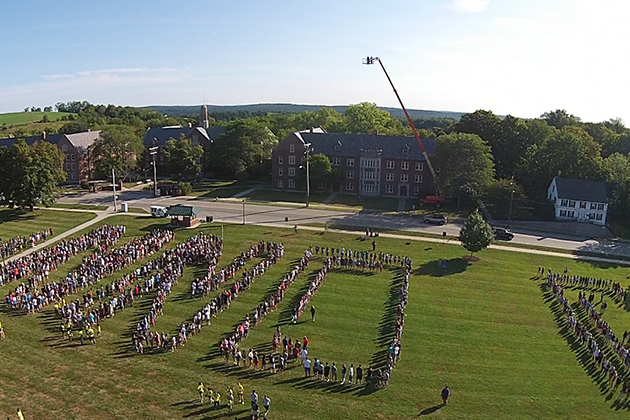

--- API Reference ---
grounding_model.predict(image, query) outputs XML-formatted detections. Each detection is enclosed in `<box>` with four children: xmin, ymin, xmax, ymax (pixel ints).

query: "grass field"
<box><xmin>0</xmin><ymin>208</ymin><xmax>95</xmax><ymax>240</ymax></box>
<box><xmin>0</xmin><ymin>111</ymin><xmax>72</xmax><ymax>126</ymax></box>
<box><xmin>1</xmin><ymin>213</ymin><xmax>630</xmax><ymax>419</ymax></box>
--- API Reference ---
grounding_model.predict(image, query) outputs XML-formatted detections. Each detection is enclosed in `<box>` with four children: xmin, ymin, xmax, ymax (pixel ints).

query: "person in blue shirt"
<box><xmin>441</xmin><ymin>385</ymin><xmax>450</xmax><ymax>405</ymax></box>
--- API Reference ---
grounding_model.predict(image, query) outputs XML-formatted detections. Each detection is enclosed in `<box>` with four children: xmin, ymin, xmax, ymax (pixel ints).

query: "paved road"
<box><xmin>56</xmin><ymin>189</ymin><xmax>630</xmax><ymax>257</ymax></box>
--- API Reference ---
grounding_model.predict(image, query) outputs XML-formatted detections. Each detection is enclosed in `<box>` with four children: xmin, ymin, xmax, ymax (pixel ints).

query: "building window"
<box><xmin>402</xmin><ymin>148</ymin><xmax>409</xmax><ymax>155</ymax></box>
<box><xmin>401</xmin><ymin>161</ymin><xmax>409</xmax><ymax>170</ymax></box>
<box><xmin>414</xmin><ymin>187</ymin><xmax>420</xmax><ymax>196</ymax></box>
<box><xmin>320</xmin><ymin>181</ymin><xmax>326</xmax><ymax>189</ymax></box>
<box><xmin>568</xmin><ymin>200</ymin><xmax>576</xmax><ymax>208</ymax></box>
<box><xmin>277</xmin><ymin>179</ymin><xmax>284</xmax><ymax>188</ymax></box>
<box><xmin>385</xmin><ymin>185</ymin><xmax>394</xmax><ymax>194</ymax></box>
<box><xmin>288</xmin><ymin>167</ymin><xmax>296</xmax><ymax>176</ymax></box>
<box><xmin>278</xmin><ymin>168</ymin><xmax>283</xmax><ymax>176</ymax></box>
<box><xmin>579</xmin><ymin>201</ymin><xmax>587</xmax><ymax>209</ymax></box>
<box><xmin>71</xmin><ymin>163</ymin><xmax>75</xmax><ymax>170</ymax></box>
<box><xmin>288</xmin><ymin>179</ymin><xmax>295</xmax><ymax>188</ymax></box>
<box><xmin>597</xmin><ymin>203</ymin><xmax>605</xmax><ymax>211</ymax></box>
<box><xmin>70</xmin><ymin>172</ymin><xmax>75</xmax><ymax>179</ymax></box>
<box><xmin>415</xmin><ymin>162</ymin><xmax>424</xmax><ymax>171</ymax></box>
<box><xmin>596</xmin><ymin>213</ymin><xmax>603</xmax><ymax>220</ymax></box>
<box><xmin>561</xmin><ymin>199</ymin><xmax>568</xmax><ymax>207</ymax></box>
<box><xmin>415</xmin><ymin>175</ymin><xmax>423</xmax><ymax>183</ymax></box>
<box><xmin>590</xmin><ymin>203</ymin><xmax>597</xmax><ymax>210</ymax></box>
<box><xmin>61</xmin><ymin>145</ymin><xmax>68</xmax><ymax>152</ymax></box>
<box><xmin>560</xmin><ymin>210</ymin><xmax>567</xmax><ymax>217</ymax></box>
<box><xmin>347</xmin><ymin>158</ymin><xmax>354</xmax><ymax>167</ymax></box>
<box><xmin>334</xmin><ymin>144</ymin><xmax>341</xmax><ymax>151</ymax></box>
<box><xmin>332</xmin><ymin>157</ymin><xmax>341</xmax><ymax>166</ymax></box>
<box><xmin>346</xmin><ymin>182</ymin><xmax>354</xmax><ymax>191</ymax></box>
<box><xmin>289</xmin><ymin>155</ymin><xmax>295</xmax><ymax>165</ymax></box>
<box><xmin>278</xmin><ymin>156</ymin><xmax>283</xmax><ymax>164</ymax></box>
<box><xmin>289</xmin><ymin>144</ymin><xmax>295</xmax><ymax>153</ymax></box>
<box><xmin>567</xmin><ymin>210</ymin><xmax>575</xmax><ymax>218</ymax></box>
<box><xmin>70</xmin><ymin>154</ymin><xmax>75</xmax><ymax>161</ymax></box>
<box><xmin>387</xmin><ymin>160</ymin><xmax>395</xmax><ymax>169</ymax></box>
<box><xmin>363</xmin><ymin>171</ymin><xmax>378</xmax><ymax>180</ymax></box>
<box><xmin>346</xmin><ymin>170</ymin><xmax>354</xmax><ymax>179</ymax></box>
<box><xmin>400</xmin><ymin>173</ymin><xmax>408</xmax><ymax>183</ymax></box>
<box><xmin>436</xmin><ymin>166</ymin><xmax>441</xmax><ymax>173</ymax></box>
<box><xmin>386</xmin><ymin>173</ymin><xmax>394</xmax><ymax>181</ymax></box>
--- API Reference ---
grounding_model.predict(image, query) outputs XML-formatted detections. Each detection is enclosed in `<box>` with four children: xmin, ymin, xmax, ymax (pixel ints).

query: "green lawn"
<box><xmin>0</xmin><ymin>208</ymin><xmax>95</xmax><ymax>240</ymax></box>
<box><xmin>1</xmin><ymin>213</ymin><xmax>630</xmax><ymax>419</ymax></box>
<box><xmin>0</xmin><ymin>111</ymin><xmax>72</xmax><ymax>125</ymax></box>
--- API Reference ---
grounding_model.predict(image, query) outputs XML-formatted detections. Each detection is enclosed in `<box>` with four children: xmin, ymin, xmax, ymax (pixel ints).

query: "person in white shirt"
<box><xmin>262</xmin><ymin>395</ymin><xmax>271</xmax><ymax>415</ymax></box>
<box><xmin>303</xmin><ymin>357</ymin><xmax>312</xmax><ymax>377</ymax></box>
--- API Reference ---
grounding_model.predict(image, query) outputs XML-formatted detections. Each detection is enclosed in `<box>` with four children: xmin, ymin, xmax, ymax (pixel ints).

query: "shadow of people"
<box><xmin>418</xmin><ymin>403</ymin><xmax>444</xmax><ymax>416</ymax></box>
<box><xmin>415</xmin><ymin>258</ymin><xmax>469</xmax><ymax>277</ymax></box>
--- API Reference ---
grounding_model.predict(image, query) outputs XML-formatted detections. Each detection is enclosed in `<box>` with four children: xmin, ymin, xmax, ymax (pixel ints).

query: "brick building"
<box><xmin>0</xmin><ymin>130</ymin><xmax>100</xmax><ymax>184</ymax></box>
<box><xmin>142</xmin><ymin>105</ymin><xmax>225</xmax><ymax>168</ymax></box>
<box><xmin>272</xmin><ymin>130</ymin><xmax>437</xmax><ymax>197</ymax></box>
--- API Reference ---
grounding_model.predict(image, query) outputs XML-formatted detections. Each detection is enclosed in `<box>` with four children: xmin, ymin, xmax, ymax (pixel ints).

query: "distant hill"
<box><xmin>142</xmin><ymin>103</ymin><xmax>466</xmax><ymax>120</ymax></box>
<box><xmin>0</xmin><ymin>111</ymin><xmax>72</xmax><ymax>126</ymax></box>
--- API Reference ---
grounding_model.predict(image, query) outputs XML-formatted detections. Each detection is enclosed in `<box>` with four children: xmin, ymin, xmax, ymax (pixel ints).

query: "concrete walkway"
<box><xmin>323</xmin><ymin>192</ymin><xmax>338</xmax><ymax>204</ymax></box>
<box><xmin>232</xmin><ymin>187</ymin><xmax>258</xmax><ymax>198</ymax></box>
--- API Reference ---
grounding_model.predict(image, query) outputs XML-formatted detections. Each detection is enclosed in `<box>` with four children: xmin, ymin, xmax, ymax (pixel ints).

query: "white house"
<box><xmin>547</xmin><ymin>177</ymin><xmax>608</xmax><ymax>225</ymax></box>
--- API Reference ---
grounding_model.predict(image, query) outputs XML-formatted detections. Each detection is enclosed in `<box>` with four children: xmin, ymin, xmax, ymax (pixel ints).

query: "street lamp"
<box><xmin>242</xmin><ymin>200</ymin><xmax>246</xmax><ymax>225</ymax></box>
<box><xmin>0</xmin><ymin>237</ymin><xmax>4</xmax><ymax>267</ymax></box>
<box><xmin>303</xmin><ymin>143</ymin><xmax>312</xmax><ymax>208</ymax></box>
<box><xmin>149</xmin><ymin>145</ymin><xmax>159</xmax><ymax>198</ymax></box>
<box><xmin>507</xmin><ymin>177</ymin><xmax>515</xmax><ymax>229</ymax></box>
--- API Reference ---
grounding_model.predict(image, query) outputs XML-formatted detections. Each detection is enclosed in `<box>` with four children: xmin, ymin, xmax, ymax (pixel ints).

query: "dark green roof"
<box><xmin>167</xmin><ymin>204</ymin><xmax>200</xmax><ymax>217</ymax></box>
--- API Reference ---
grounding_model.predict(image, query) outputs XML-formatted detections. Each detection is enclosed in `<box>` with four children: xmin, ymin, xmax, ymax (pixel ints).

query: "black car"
<box><xmin>423</xmin><ymin>214</ymin><xmax>448</xmax><ymax>225</ymax></box>
<box><xmin>493</xmin><ymin>227</ymin><xmax>514</xmax><ymax>241</ymax></box>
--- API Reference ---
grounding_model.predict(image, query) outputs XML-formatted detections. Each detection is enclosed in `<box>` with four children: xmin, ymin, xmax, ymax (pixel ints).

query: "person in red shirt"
<box><xmin>303</xmin><ymin>336</ymin><xmax>309</xmax><ymax>350</ymax></box>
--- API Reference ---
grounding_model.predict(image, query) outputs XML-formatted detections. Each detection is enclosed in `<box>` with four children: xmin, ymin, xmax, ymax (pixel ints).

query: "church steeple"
<box><xmin>200</xmin><ymin>104</ymin><xmax>209</xmax><ymax>129</ymax></box>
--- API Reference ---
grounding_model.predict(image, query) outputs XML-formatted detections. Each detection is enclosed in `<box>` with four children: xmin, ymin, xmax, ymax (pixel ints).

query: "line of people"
<box><xmin>380</xmin><ymin>266</ymin><xmax>409</xmax><ymax>388</ymax></box>
<box><xmin>547</xmin><ymin>275</ymin><xmax>630</xmax><ymax>401</ymax></box>
<box><xmin>0</xmin><ymin>227</ymin><xmax>54</xmax><ymax>259</ymax></box>
<box><xmin>1</xmin><ymin>224</ymin><xmax>125</xmax><ymax>287</ymax></box>
<box><xmin>541</xmin><ymin>267</ymin><xmax>628</xmax><ymax>304</ymax></box>
<box><xmin>314</xmin><ymin>245</ymin><xmax>412</xmax><ymax>271</ymax></box>
<box><xmin>170</xmin><ymin>242</ymin><xmax>285</xmax><ymax>353</ymax></box>
<box><xmin>220</xmin><ymin>248</ymin><xmax>311</xmax><ymax>363</ymax></box>
<box><xmin>7</xmin><ymin>229</ymin><xmax>172</xmax><ymax>313</ymax></box>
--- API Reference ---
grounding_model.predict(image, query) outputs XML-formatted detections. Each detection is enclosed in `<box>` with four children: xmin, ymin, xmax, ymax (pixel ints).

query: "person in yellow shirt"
<box><xmin>208</xmin><ymin>387</ymin><xmax>214</xmax><ymax>404</ymax></box>
<box><xmin>227</xmin><ymin>387</ymin><xmax>234</xmax><ymax>413</ymax></box>
<box><xmin>87</xmin><ymin>327</ymin><xmax>96</xmax><ymax>344</ymax></box>
<box><xmin>213</xmin><ymin>391</ymin><xmax>221</xmax><ymax>408</ymax></box>
<box><xmin>237</xmin><ymin>382</ymin><xmax>244</xmax><ymax>404</ymax></box>
<box><xmin>17</xmin><ymin>408</ymin><xmax>25</xmax><ymax>420</ymax></box>
<box><xmin>197</xmin><ymin>382</ymin><xmax>205</xmax><ymax>404</ymax></box>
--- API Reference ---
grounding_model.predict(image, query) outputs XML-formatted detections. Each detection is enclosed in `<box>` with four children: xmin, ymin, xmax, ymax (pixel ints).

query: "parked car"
<box><xmin>419</xmin><ymin>195</ymin><xmax>446</xmax><ymax>207</ymax></box>
<box><xmin>493</xmin><ymin>227</ymin><xmax>514</xmax><ymax>241</ymax></box>
<box><xmin>423</xmin><ymin>214</ymin><xmax>448</xmax><ymax>225</ymax></box>
<box><xmin>150</xmin><ymin>205</ymin><xmax>168</xmax><ymax>218</ymax></box>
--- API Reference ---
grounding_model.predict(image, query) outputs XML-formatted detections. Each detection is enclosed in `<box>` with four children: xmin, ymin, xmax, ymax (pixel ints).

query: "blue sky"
<box><xmin>2</xmin><ymin>0</ymin><xmax>629</xmax><ymax>122</ymax></box>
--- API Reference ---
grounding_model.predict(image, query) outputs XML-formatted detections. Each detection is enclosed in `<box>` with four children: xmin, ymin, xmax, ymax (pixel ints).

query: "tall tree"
<box><xmin>540</xmin><ymin>109</ymin><xmax>581</xmax><ymax>129</ymax></box>
<box><xmin>433</xmin><ymin>133</ymin><xmax>495</xmax><ymax>207</ymax></box>
<box><xmin>92</xmin><ymin>125</ymin><xmax>143</xmax><ymax>180</ymax></box>
<box><xmin>209</xmin><ymin>120</ymin><xmax>277</xmax><ymax>178</ymax></box>
<box><xmin>163</xmin><ymin>136</ymin><xmax>204</xmax><ymax>181</ymax></box>
<box><xmin>342</xmin><ymin>102</ymin><xmax>395</xmax><ymax>134</ymax></box>
<box><xmin>459</xmin><ymin>209</ymin><xmax>494</xmax><ymax>257</ymax></box>
<box><xmin>603</xmin><ymin>153</ymin><xmax>630</xmax><ymax>216</ymax></box>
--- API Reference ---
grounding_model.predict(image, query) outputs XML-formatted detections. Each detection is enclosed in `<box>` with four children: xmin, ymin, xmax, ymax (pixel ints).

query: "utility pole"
<box><xmin>149</xmin><ymin>145</ymin><xmax>158</xmax><ymax>197</ymax></box>
<box><xmin>112</xmin><ymin>168</ymin><xmax>117</xmax><ymax>211</ymax></box>
<box><xmin>507</xmin><ymin>177</ymin><xmax>515</xmax><ymax>229</ymax></box>
<box><xmin>304</xmin><ymin>143</ymin><xmax>312</xmax><ymax>208</ymax></box>
<box><xmin>242</xmin><ymin>200</ymin><xmax>246</xmax><ymax>225</ymax></box>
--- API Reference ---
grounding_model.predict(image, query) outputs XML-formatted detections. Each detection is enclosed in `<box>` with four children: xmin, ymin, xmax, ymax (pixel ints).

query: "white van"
<box><xmin>150</xmin><ymin>206</ymin><xmax>168</xmax><ymax>218</ymax></box>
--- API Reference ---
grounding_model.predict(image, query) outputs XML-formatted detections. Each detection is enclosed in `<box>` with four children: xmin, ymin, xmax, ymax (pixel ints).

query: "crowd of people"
<box><xmin>545</xmin><ymin>272</ymin><xmax>630</xmax><ymax>401</ymax></box>
<box><xmin>196</xmin><ymin>381</ymin><xmax>272</xmax><ymax>419</ymax></box>
<box><xmin>170</xmin><ymin>242</ymin><xmax>285</xmax><ymax>353</ymax></box>
<box><xmin>313</xmin><ymin>245</ymin><xmax>412</xmax><ymax>272</ymax></box>
<box><xmin>219</xmin><ymin>248</ymin><xmax>311</xmax><ymax>364</ymax></box>
<box><xmin>128</xmin><ymin>232</ymin><xmax>224</xmax><ymax>353</ymax></box>
<box><xmin>0</xmin><ymin>224</ymin><xmax>125</xmax><ymax>287</ymax></box>
<box><xmin>6</xmin><ymin>229</ymin><xmax>172</xmax><ymax>313</ymax></box>
<box><xmin>0</xmin><ymin>228</ymin><xmax>54</xmax><ymax>259</ymax></box>
<box><xmin>539</xmin><ymin>267</ymin><xmax>629</xmax><ymax>304</ymax></box>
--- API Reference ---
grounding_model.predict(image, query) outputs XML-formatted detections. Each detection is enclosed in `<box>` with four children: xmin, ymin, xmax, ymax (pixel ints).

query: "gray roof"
<box><xmin>167</xmin><ymin>204</ymin><xmax>200</xmax><ymax>217</ymax></box>
<box><xmin>0</xmin><ymin>134</ymin><xmax>61</xmax><ymax>149</ymax></box>
<box><xmin>554</xmin><ymin>177</ymin><xmax>608</xmax><ymax>203</ymax></box>
<box><xmin>297</xmin><ymin>132</ymin><xmax>436</xmax><ymax>160</ymax></box>
<box><xmin>66</xmin><ymin>131</ymin><xmax>101</xmax><ymax>151</ymax></box>
<box><xmin>144</xmin><ymin>126</ymin><xmax>226</xmax><ymax>146</ymax></box>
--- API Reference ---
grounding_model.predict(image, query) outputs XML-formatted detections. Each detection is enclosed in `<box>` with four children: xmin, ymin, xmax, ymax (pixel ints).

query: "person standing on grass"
<box><xmin>442</xmin><ymin>385</ymin><xmax>450</xmax><ymax>405</ymax></box>
<box><xmin>349</xmin><ymin>364</ymin><xmax>354</xmax><ymax>384</ymax></box>
<box><xmin>324</xmin><ymin>362</ymin><xmax>331</xmax><ymax>382</ymax></box>
<box><xmin>0</xmin><ymin>319</ymin><xmax>5</xmax><ymax>339</ymax></box>
<box><xmin>341</xmin><ymin>363</ymin><xmax>347</xmax><ymax>385</ymax></box>
<box><xmin>197</xmin><ymin>382</ymin><xmax>205</xmax><ymax>404</ymax></box>
<box><xmin>356</xmin><ymin>364</ymin><xmax>363</xmax><ymax>384</ymax></box>
<box><xmin>214</xmin><ymin>391</ymin><xmax>221</xmax><ymax>408</ymax></box>
<box><xmin>331</xmin><ymin>362</ymin><xmax>338</xmax><ymax>382</ymax></box>
<box><xmin>17</xmin><ymin>408</ymin><xmax>24</xmax><ymax>420</ymax></box>
<box><xmin>237</xmin><ymin>382</ymin><xmax>245</xmax><ymax>405</ymax></box>
<box><xmin>262</xmin><ymin>394</ymin><xmax>271</xmax><ymax>417</ymax></box>
<box><xmin>310</xmin><ymin>305</ymin><xmax>316</xmax><ymax>322</ymax></box>
<box><xmin>227</xmin><ymin>387</ymin><xmax>234</xmax><ymax>413</ymax></box>
<box><xmin>304</xmin><ymin>357</ymin><xmax>312</xmax><ymax>377</ymax></box>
